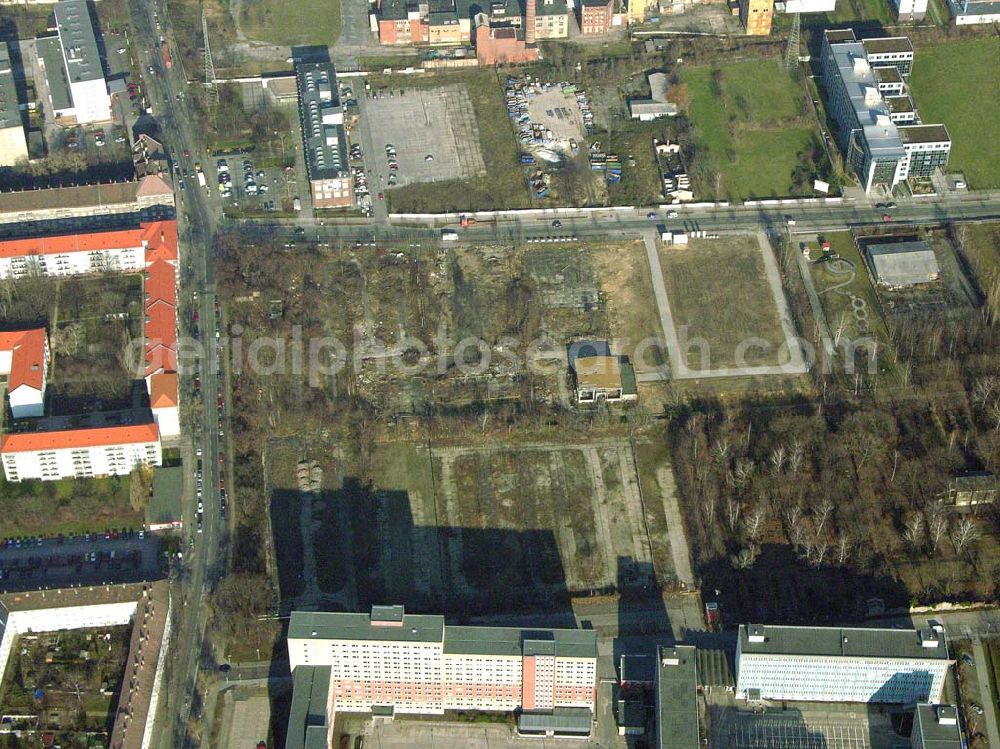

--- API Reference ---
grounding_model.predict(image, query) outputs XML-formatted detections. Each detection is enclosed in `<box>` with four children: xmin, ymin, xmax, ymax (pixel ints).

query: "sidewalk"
<box><xmin>971</xmin><ymin>638</ymin><xmax>1000</xmax><ymax>749</ymax></box>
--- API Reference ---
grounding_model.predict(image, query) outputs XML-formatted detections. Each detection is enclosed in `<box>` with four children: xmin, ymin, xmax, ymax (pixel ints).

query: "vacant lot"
<box><xmin>0</xmin><ymin>625</ymin><xmax>131</xmax><ymax>739</ymax></box>
<box><xmin>681</xmin><ymin>60</ymin><xmax>825</xmax><ymax>199</ymax></box>
<box><xmin>269</xmin><ymin>438</ymin><xmax>679</xmax><ymax>613</ymax></box>
<box><xmin>910</xmin><ymin>39</ymin><xmax>1000</xmax><ymax>189</ymax></box>
<box><xmin>239</xmin><ymin>0</ymin><xmax>342</xmax><ymax>45</ymax></box>
<box><xmin>523</xmin><ymin>240</ymin><xmax>665</xmax><ymax>376</ymax></box>
<box><xmin>660</xmin><ymin>236</ymin><xmax>789</xmax><ymax>370</ymax></box>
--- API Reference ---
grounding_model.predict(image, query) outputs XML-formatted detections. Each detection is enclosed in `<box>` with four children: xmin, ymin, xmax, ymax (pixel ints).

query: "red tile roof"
<box><xmin>141</xmin><ymin>221</ymin><xmax>178</xmax><ymax>263</ymax></box>
<box><xmin>0</xmin><ymin>221</ymin><xmax>178</xmax><ymax>262</ymax></box>
<box><xmin>0</xmin><ymin>328</ymin><xmax>47</xmax><ymax>391</ymax></box>
<box><xmin>144</xmin><ymin>260</ymin><xmax>177</xmax><ymax>309</ymax></box>
<box><xmin>0</xmin><ymin>423</ymin><xmax>160</xmax><ymax>452</ymax></box>
<box><xmin>149</xmin><ymin>372</ymin><xmax>178</xmax><ymax>408</ymax></box>
<box><xmin>143</xmin><ymin>302</ymin><xmax>177</xmax><ymax>377</ymax></box>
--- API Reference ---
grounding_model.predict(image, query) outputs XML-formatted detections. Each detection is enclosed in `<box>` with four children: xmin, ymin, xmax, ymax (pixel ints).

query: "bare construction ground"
<box><xmin>650</xmin><ymin>231</ymin><xmax>807</xmax><ymax>378</ymax></box>
<box><xmin>363</xmin><ymin>85</ymin><xmax>486</xmax><ymax>186</ymax></box>
<box><xmin>268</xmin><ymin>439</ymin><xmax>682</xmax><ymax>613</ymax></box>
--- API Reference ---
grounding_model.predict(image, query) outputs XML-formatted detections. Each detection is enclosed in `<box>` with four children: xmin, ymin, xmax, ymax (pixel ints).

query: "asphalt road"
<box><xmin>235</xmin><ymin>192</ymin><xmax>1000</xmax><ymax>246</ymax></box>
<box><xmin>123</xmin><ymin>1</ymin><xmax>228</xmax><ymax>747</ymax></box>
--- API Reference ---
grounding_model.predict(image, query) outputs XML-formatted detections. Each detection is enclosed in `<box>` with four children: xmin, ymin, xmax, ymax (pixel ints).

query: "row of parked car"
<box><xmin>0</xmin><ymin>528</ymin><xmax>145</xmax><ymax>550</ymax></box>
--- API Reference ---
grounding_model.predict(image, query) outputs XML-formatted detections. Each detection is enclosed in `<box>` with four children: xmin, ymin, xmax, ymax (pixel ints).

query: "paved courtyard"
<box><xmin>362</xmin><ymin>85</ymin><xmax>486</xmax><ymax>187</ymax></box>
<box><xmin>221</xmin><ymin>686</ymin><xmax>271</xmax><ymax>749</ymax></box>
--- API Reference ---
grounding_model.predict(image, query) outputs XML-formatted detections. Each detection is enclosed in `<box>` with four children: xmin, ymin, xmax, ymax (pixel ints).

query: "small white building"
<box><xmin>1</xmin><ymin>422</ymin><xmax>162</xmax><ymax>481</ymax></box>
<box><xmin>0</xmin><ymin>328</ymin><xmax>48</xmax><ymax>418</ymax></box>
<box><xmin>628</xmin><ymin>72</ymin><xmax>679</xmax><ymax>121</ymax></box>
<box><xmin>892</xmin><ymin>0</ymin><xmax>928</xmax><ymax>19</ymax></box>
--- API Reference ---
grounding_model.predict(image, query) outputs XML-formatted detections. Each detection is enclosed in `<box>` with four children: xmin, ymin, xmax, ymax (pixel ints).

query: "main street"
<box><xmin>234</xmin><ymin>192</ymin><xmax>1000</xmax><ymax>246</ymax></box>
<box><xmin>124</xmin><ymin>1</ymin><xmax>227</xmax><ymax>746</ymax></box>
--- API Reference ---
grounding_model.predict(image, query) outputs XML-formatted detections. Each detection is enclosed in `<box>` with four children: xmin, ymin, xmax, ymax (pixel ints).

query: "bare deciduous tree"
<box><xmin>813</xmin><ymin>499</ymin><xmax>834</xmax><ymax>537</ymax></box>
<box><xmin>836</xmin><ymin>534</ymin><xmax>852</xmax><ymax>565</ymax></box>
<box><xmin>952</xmin><ymin>517</ymin><xmax>981</xmax><ymax>556</ymax></box>
<box><xmin>787</xmin><ymin>439</ymin><xmax>804</xmax><ymax>476</ymax></box>
<box><xmin>809</xmin><ymin>541</ymin><xmax>829</xmax><ymax>567</ymax></box>
<box><xmin>712</xmin><ymin>438</ymin><xmax>731</xmax><ymax>466</ymax></box>
<box><xmin>725</xmin><ymin>497</ymin><xmax>743</xmax><ymax>532</ymax></box>
<box><xmin>734</xmin><ymin>458</ymin><xmax>754</xmax><ymax>487</ymax></box>
<box><xmin>734</xmin><ymin>544</ymin><xmax>759</xmax><ymax>569</ymax></box>
<box><xmin>770</xmin><ymin>445</ymin><xmax>787</xmax><ymax>475</ymax></box>
<box><xmin>928</xmin><ymin>510</ymin><xmax>949</xmax><ymax>553</ymax></box>
<box><xmin>744</xmin><ymin>506</ymin><xmax>767</xmax><ymax>541</ymax></box>
<box><xmin>903</xmin><ymin>513</ymin><xmax>924</xmax><ymax>549</ymax></box>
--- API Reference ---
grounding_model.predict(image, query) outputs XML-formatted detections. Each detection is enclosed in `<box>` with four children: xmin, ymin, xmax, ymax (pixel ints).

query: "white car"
<box><xmin>667</xmin><ymin>210</ymin><xmax>678</xmax><ymax>218</ymax></box>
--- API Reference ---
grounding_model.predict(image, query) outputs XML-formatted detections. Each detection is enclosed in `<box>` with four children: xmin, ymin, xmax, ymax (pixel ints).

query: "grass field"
<box><xmin>681</xmin><ymin>59</ymin><xmax>824</xmax><ymax>200</ymax></box>
<box><xmin>240</xmin><ymin>0</ymin><xmax>342</xmax><ymax>46</ymax></box>
<box><xmin>384</xmin><ymin>72</ymin><xmax>530</xmax><ymax>212</ymax></box>
<box><xmin>910</xmin><ymin>39</ymin><xmax>1000</xmax><ymax>189</ymax></box>
<box><xmin>659</xmin><ymin>236</ymin><xmax>788</xmax><ymax>369</ymax></box>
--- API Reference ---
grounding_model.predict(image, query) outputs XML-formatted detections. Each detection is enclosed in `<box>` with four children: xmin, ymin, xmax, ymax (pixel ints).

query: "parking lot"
<box><xmin>361</xmin><ymin>85</ymin><xmax>486</xmax><ymax>190</ymax></box>
<box><xmin>0</xmin><ymin>533</ymin><xmax>163</xmax><ymax>593</ymax></box>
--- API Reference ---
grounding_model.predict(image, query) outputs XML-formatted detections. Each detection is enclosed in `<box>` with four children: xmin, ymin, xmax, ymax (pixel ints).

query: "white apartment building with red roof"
<box><xmin>0</xmin><ymin>328</ymin><xmax>49</xmax><ymax>418</ymax></box>
<box><xmin>0</xmin><ymin>423</ymin><xmax>161</xmax><ymax>481</ymax></box>
<box><xmin>0</xmin><ymin>220</ymin><xmax>180</xmax><ymax>477</ymax></box>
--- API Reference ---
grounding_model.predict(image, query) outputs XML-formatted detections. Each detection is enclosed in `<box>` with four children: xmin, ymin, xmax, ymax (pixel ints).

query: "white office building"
<box><xmin>52</xmin><ymin>0</ymin><xmax>112</xmax><ymax>125</ymax></box>
<box><xmin>736</xmin><ymin>624</ymin><xmax>952</xmax><ymax>704</ymax></box>
<box><xmin>1</xmin><ymin>422</ymin><xmax>162</xmax><ymax>481</ymax></box>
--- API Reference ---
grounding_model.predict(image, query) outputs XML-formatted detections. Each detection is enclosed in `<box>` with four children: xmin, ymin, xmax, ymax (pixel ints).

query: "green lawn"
<box><xmin>681</xmin><ymin>60</ymin><xmax>825</xmax><ymax>200</ymax></box>
<box><xmin>718</xmin><ymin>59</ymin><xmax>804</xmax><ymax>124</ymax></box>
<box><xmin>909</xmin><ymin>39</ymin><xmax>1000</xmax><ymax>189</ymax></box>
<box><xmin>727</xmin><ymin>128</ymin><xmax>821</xmax><ymax>199</ymax></box>
<box><xmin>241</xmin><ymin>0</ymin><xmax>342</xmax><ymax>46</ymax></box>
